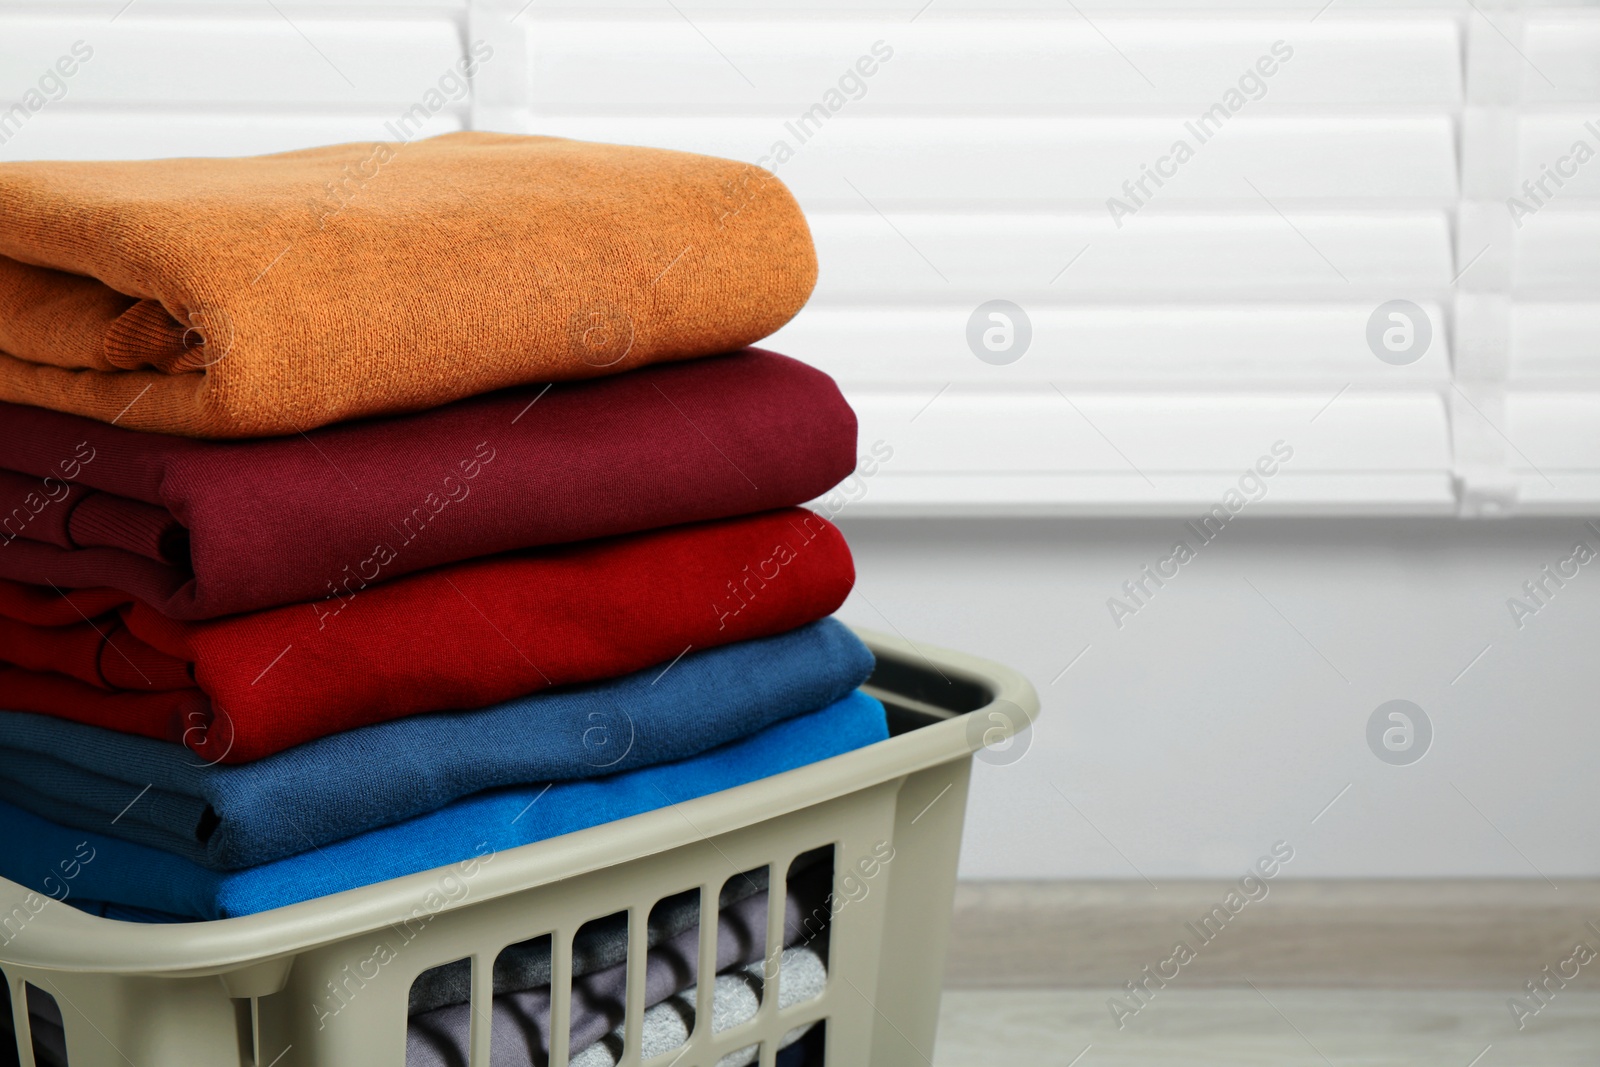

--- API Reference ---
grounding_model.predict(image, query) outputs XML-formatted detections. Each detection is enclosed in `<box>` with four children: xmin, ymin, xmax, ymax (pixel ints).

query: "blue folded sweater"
<box><xmin>0</xmin><ymin>690</ymin><xmax>888</xmax><ymax>919</ymax></box>
<box><xmin>0</xmin><ymin>620</ymin><xmax>873</xmax><ymax>870</ymax></box>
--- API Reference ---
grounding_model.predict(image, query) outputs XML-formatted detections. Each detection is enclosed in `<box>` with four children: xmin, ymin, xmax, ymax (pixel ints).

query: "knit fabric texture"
<box><xmin>0</xmin><ymin>690</ymin><xmax>888</xmax><ymax>919</ymax></box>
<box><xmin>0</xmin><ymin>620</ymin><xmax>873</xmax><ymax>869</ymax></box>
<box><xmin>0</xmin><ymin>508</ymin><xmax>855</xmax><ymax>762</ymax></box>
<box><xmin>0</xmin><ymin>349</ymin><xmax>856</xmax><ymax>619</ymax></box>
<box><xmin>0</xmin><ymin>132</ymin><xmax>816</xmax><ymax>437</ymax></box>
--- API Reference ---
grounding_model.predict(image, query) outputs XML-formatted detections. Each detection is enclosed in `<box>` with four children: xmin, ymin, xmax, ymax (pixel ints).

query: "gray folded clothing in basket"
<box><xmin>406</xmin><ymin>861</ymin><xmax>829</xmax><ymax>1067</ymax></box>
<box><xmin>6</xmin><ymin>906</ymin><xmax>825</xmax><ymax>1067</ymax></box>
<box><xmin>8</xmin><ymin>864</ymin><xmax>829</xmax><ymax>1067</ymax></box>
<box><xmin>408</xmin><ymin>864</ymin><xmax>774</xmax><ymax>1016</ymax></box>
<box><xmin>571</xmin><ymin>946</ymin><xmax>825</xmax><ymax>1067</ymax></box>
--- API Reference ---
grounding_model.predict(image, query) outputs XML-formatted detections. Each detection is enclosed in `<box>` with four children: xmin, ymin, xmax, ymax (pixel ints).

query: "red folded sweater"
<box><xmin>0</xmin><ymin>349</ymin><xmax>856</xmax><ymax>619</ymax></box>
<box><xmin>0</xmin><ymin>509</ymin><xmax>852</xmax><ymax>763</ymax></box>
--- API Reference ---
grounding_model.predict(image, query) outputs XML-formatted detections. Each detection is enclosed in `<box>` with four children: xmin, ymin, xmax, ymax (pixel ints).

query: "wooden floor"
<box><xmin>932</xmin><ymin>882</ymin><xmax>1600</xmax><ymax>1063</ymax></box>
<box><xmin>946</xmin><ymin>881</ymin><xmax>1600</xmax><ymax>990</ymax></box>
<box><xmin>933</xmin><ymin>989</ymin><xmax>1600</xmax><ymax>1066</ymax></box>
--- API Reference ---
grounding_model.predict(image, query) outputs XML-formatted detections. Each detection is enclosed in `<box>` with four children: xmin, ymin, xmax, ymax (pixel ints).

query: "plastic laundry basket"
<box><xmin>0</xmin><ymin>627</ymin><xmax>1038</xmax><ymax>1067</ymax></box>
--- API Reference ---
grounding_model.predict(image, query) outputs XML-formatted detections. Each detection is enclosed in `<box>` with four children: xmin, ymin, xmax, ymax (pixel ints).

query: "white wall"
<box><xmin>838</xmin><ymin>514</ymin><xmax>1600</xmax><ymax>879</ymax></box>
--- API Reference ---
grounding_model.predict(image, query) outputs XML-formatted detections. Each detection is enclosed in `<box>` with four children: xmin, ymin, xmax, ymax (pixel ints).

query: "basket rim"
<box><xmin>0</xmin><ymin>625</ymin><xmax>1039</xmax><ymax>976</ymax></box>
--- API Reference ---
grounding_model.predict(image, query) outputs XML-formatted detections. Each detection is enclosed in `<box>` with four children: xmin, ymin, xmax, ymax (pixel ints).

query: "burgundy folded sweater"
<box><xmin>0</xmin><ymin>349</ymin><xmax>854</xmax><ymax>619</ymax></box>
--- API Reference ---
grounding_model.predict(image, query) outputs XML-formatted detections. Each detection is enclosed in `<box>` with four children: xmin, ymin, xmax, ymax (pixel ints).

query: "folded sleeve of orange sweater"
<box><xmin>0</xmin><ymin>132</ymin><xmax>816</xmax><ymax>437</ymax></box>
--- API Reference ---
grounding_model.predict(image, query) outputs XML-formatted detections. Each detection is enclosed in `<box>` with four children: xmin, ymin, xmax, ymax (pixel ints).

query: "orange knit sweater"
<box><xmin>0</xmin><ymin>132</ymin><xmax>816</xmax><ymax>437</ymax></box>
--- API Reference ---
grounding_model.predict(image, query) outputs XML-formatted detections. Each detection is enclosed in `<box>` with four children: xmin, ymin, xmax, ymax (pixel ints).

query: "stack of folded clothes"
<box><xmin>0</xmin><ymin>132</ymin><xmax>877</xmax><ymax>1064</ymax></box>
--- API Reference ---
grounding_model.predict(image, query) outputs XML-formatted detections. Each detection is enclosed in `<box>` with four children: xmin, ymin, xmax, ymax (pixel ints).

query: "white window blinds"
<box><xmin>3</xmin><ymin>0</ymin><xmax>1595</xmax><ymax>517</ymax></box>
<box><xmin>489</xmin><ymin>0</ymin><xmax>1598</xmax><ymax>517</ymax></box>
